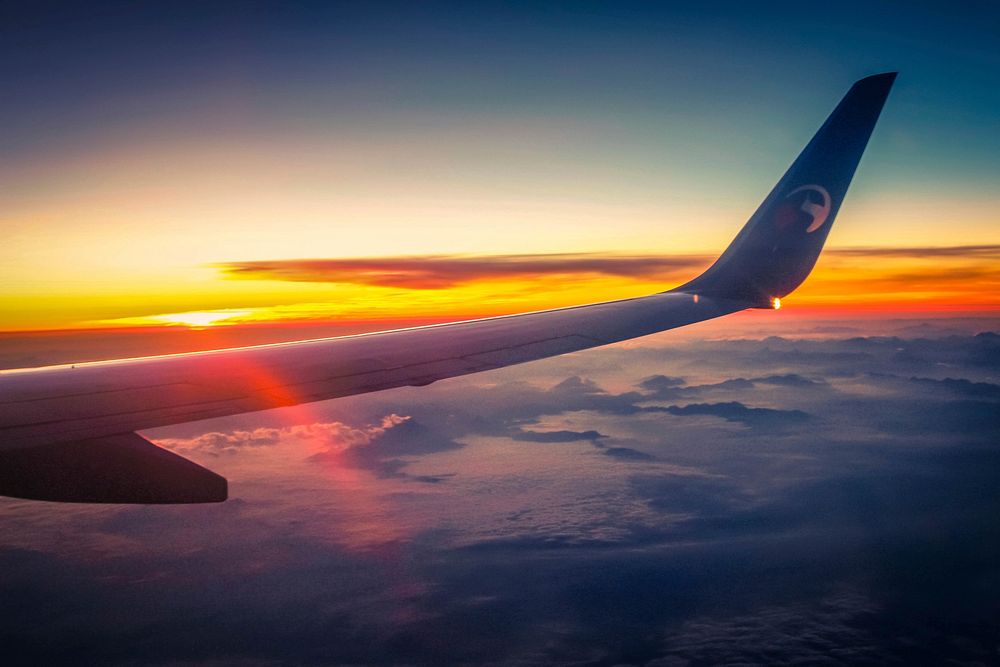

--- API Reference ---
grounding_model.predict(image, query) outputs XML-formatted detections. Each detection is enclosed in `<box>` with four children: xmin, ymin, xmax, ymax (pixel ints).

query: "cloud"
<box><xmin>661</xmin><ymin>401</ymin><xmax>812</xmax><ymax>427</ymax></box>
<box><xmin>509</xmin><ymin>428</ymin><xmax>607</xmax><ymax>443</ymax></box>
<box><xmin>866</xmin><ymin>398</ymin><xmax>1000</xmax><ymax>436</ymax></box>
<box><xmin>158</xmin><ymin>413</ymin><xmax>467</xmax><ymax>480</ymax></box>
<box><xmin>827</xmin><ymin>244</ymin><xmax>1000</xmax><ymax>259</ymax></box>
<box><xmin>636</xmin><ymin>373</ymin><xmax>823</xmax><ymax>402</ymax></box>
<box><xmin>652</xmin><ymin>588</ymin><xmax>883</xmax><ymax>666</ymax></box>
<box><xmin>164</xmin><ymin>427</ymin><xmax>286</xmax><ymax>451</ymax></box>
<box><xmin>906</xmin><ymin>375</ymin><xmax>1000</xmax><ymax>399</ymax></box>
<box><xmin>304</xmin><ymin>415</ymin><xmax>466</xmax><ymax>479</ymax></box>
<box><xmin>601</xmin><ymin>446</ymin><xmax>655</xmax><ymax>461</ymax></box>
<box><xmin>752</xmin><ymin>373</ymin><xmax>823</xmax><ymax>387</ymax></box>
<box><xmin>217</xmin><ymin>253</ymin><xmax>707</xmax><ymax>289</ymax></box>
<box><xmin>523</xmin><ymin>375</ymin><xmax>650</xmax><ymax>416</ymax></box>
<box><xmin>208</xmin><ymin>245</ymin><xmax>1000</xmax><ymax>317</ymax></box>
<box><xmin>6</xmin><ymin>331</ymin><xmax>1000</xmax><ymax>666</ymax></box>
<box><xmin>638</xmin><ymin>375</ymin><xmax>688</xmax><ymax>399</ymax></box>
<box><xmin>216</xmin><ymin>245</ymin><xmax>1000</xmax><ymax>290</ymax></box>
<box><xmin>161</xmin><ymin>415</ymin><xmax>410</xmax><ymax>455</ymax></box>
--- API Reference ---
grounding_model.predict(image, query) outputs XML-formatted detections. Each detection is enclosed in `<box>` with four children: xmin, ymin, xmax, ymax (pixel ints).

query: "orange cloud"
<box><xmin>827</xmin><ymin>245</ymin><xmax>1000</xmax><ymax>259</ymax></box>
<box><xmin>159</xmin><ymin>415</ymin><xmax>410</xmax><ymax>455</ymax></box>
<box><xmin>217</xmin><ymin>253</ymin><xmax>707</xmax><ymax>289</ymax></box>
<box><xmin>798</xmin><ymin>244</ymin><xmax>1000</xmax><ymax>312</ymax></box>
<box><xmin>211</xmin><ymin>245</ymin><xmax>1000</xmax><ymax>315</ymax></box>
<box><xmin>6</xmin><ymin>244</ymin><xmax>998</xmax><ymax>337</ymax></box>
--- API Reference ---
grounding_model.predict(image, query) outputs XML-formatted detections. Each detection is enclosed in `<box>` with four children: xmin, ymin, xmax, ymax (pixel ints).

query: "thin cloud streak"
<box><xmin>828</xmin><ymin>244</ymin><xmax>1000</xmax><ymax>258</ymax></box>
<box><xmin>217</xmin><ymin>253</ymin><xmax>708</xmax><ymax>289</ymax></box>
<box><xmin>217</xmin><ymin>245</ymin><xmax>1000</xmax><ymax>290</ymax></box>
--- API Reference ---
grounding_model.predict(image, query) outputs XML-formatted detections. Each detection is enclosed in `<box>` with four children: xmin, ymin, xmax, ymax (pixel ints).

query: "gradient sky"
<box><xmin>3</xmin><ymin>5</ymin><xmax>1000</xmax><ymax>664</ymax></box>
<box><xmin>2</xmin><ymin>1</ymin><xmax>998</xmax><ymax>333</ymax></box>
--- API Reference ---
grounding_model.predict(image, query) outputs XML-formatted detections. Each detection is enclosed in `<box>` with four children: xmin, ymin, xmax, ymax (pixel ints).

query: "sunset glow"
<box><xmin>3</xmin><ymin>3</ymin><xmax>1000</xmax><ymax>664</ymax></box>
<box><xmin>1</xmin><ymin>3</ymin><xmax>997</xmax><ymax>341</ymax></box>
<box><xmin>4</xmin><ymin>242</ymin><xmax>999</xmax><ymax>336</ymax></box>
<box><xmin>145</xmin><ymin>309</ymin><xmax>255</xmax><ymax>329</ymax></box>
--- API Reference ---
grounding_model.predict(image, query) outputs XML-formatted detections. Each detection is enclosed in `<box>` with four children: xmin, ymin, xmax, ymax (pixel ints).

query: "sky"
<box><xmin>2</xmin><ymin>3</ymin><xmax>1000</xmax><ymax>665</ymax></box>
<box><xmin>1</xmin><ymin>0</ymin><xmax>999</xmax><ymax>335</ymax></box>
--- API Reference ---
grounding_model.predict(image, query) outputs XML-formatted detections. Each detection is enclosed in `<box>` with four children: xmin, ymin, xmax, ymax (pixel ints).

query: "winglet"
<box><xmin>676</xmin><ymin>72</ymin><xmax>897</xmax><ymax>305</ymax></box>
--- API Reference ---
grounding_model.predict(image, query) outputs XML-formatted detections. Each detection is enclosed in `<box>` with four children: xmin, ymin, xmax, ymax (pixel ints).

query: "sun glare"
<box><xmin>152</xmin><ymin>310</ymin><xmax>253</xmax><ymax>329</ymax></box>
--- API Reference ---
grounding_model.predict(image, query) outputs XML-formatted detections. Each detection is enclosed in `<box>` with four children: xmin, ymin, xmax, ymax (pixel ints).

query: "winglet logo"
<box><xmin>786</xmin><ymin>185</ymin><xmax>832</xmax><ymax>233</ymax></box>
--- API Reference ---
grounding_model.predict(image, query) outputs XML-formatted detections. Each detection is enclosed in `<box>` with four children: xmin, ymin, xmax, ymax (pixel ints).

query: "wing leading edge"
<box><xmin>0</xmin><ymin>73</ymin><xmax>896</xmax><ymax>503</ymax></box>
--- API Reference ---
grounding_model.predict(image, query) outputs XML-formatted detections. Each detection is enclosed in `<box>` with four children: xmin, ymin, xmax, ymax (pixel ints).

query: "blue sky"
<box><xmin>4</xmin><ymin>1</ymin><xmax>998</xmax><ymax>190</ymax></box>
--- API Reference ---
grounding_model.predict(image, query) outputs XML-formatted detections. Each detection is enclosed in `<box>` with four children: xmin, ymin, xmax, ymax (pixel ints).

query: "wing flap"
<box><xmin>0</xmin><ymin>432</ymin><xmax>227</xmax><ymax>504</ymax></box>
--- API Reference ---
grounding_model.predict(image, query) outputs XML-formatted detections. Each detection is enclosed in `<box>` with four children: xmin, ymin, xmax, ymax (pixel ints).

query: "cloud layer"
<box><xmin>218</xmin><ymin>245</ymin><xmax>1000</xmax><ymax>291</ymax></box>
<box><xmin>1</xmin><ymin>330</ymin><xmax>999</xmax><ymax>665</ymax></box>
<box><xmin>218</xmin><ymin>253</ymin><xmax>707</xmax><ymax>288</ymax></box>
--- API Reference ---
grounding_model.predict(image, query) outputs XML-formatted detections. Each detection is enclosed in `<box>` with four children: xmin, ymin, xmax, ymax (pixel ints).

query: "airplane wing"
<box><xmin>0</xmin><ymin>72</ymin><xmax>896</xmax><ymax>504</ymax></box>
